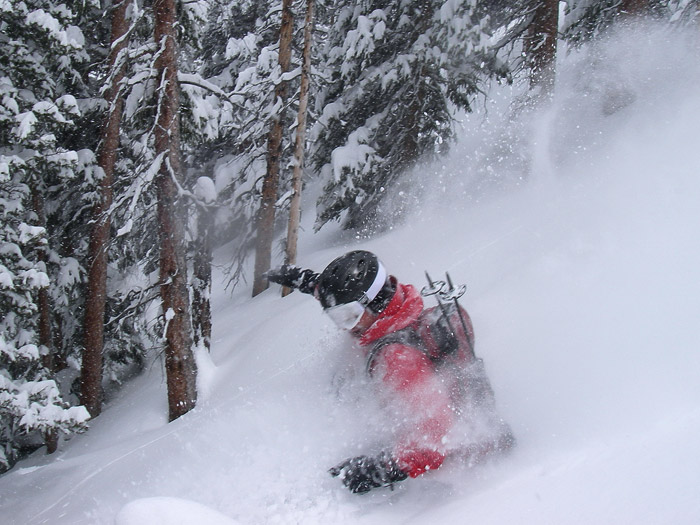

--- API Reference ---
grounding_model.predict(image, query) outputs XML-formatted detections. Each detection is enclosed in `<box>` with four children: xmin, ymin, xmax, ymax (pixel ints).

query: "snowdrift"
<box><xmin>1</xmin><ymin>24</ymin><xmax>700</xmax><ymax>525</ymax></box>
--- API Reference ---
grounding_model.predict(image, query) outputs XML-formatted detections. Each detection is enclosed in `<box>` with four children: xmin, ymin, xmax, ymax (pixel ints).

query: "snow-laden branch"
<box><xmin>177</xmin><ymin>73</ymin><xmax>246</xmax><ymax>111</ymax></box>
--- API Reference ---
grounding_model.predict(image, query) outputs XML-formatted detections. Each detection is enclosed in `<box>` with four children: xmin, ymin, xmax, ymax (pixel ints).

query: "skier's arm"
<box><xmin>375</xmin><ymin>344</ymin><xmax>454</xmax><ymax>477</ymax></box>
<box><xmin>265</xmin><ymin>265</ymin><xmax>319</xmax><ymax>294</ymax></box>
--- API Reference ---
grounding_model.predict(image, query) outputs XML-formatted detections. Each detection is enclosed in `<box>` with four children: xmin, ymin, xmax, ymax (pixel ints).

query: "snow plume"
<box><xmin>1</xmin><ymin>22</ymin><xmax>700</xmax><ymax>525</ymax></box>
<box><xmin>409</xmin><ymin>22</ymin><xmax>700</xmax><ymax>207</ymax></box>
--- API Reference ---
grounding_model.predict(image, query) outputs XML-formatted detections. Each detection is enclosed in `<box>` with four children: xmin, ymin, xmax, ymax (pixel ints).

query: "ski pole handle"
<box><xmin>421</xmin><ymin>271</ymin><xmax>446</xmax><ymax>298</ymax></box>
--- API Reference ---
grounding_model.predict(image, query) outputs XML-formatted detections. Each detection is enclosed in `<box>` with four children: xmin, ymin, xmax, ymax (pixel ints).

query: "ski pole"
<box><xmin>424</xmin><ymin>271</ymin><xmax>459</xmax><ymax>342</ymax></box>
<box><xmin>445</xmin><ymin>272</ymin><xmax>475</xmax><ymax>359</ymax></box>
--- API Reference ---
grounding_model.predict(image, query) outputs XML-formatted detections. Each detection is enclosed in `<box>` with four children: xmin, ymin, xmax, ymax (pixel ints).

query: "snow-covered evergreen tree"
<box><xmin>90</xmin><ymin>0</ymin><xmax>200</xmax><ymax>392</ymax></box>
<box><xmin>562</xmin><ymin>0</ymin><xmax>631</xmax><ymax>44</ymax></box>
<box><xmin>196</xmin><ymin>0</ymin><xmax>297</xmax><ymax>279</ymax></box>
<box><xmin>560</xmin><ymin>0</ymin><xmax>688</xmax><ymax>45</ymax></box>
<box><xmin>85</xmin><ymin>0</ymin><xmax>213</xmax><ymax>410</ymax></box>
<box><xmin>311</xmin><ymin>0</ymin><xmax>507</xmax><ymax>232</ymax></box>
<box><xmin>0</xmin><ymin>0</ymin><xmax>92</xmax><ymax>472</ymax></box>
<box><xmin>667</xmin><ymin>0</ymin><xmax>699</xmax><ymax>24</ymax></box>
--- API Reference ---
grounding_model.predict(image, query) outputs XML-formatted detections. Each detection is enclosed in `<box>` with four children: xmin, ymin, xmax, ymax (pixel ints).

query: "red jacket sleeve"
<box><xmin>374</xmin><ymin>343</ymin><xmax>454</xmax><ymax>477</ymax></box>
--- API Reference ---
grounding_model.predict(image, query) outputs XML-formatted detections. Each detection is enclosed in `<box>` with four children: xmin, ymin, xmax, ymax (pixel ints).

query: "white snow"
<box><xmin>14</xmin><ymin>111</ymin><xmax>38</xmax><ymax>140</ymax></box>
<box><xmin>194</xmin><ymin>176</ymin><xmax>217</xmax><ymax>204</ymax></box>
<box><xmin>25</xmin><ymin>9</ymin><xmax>84</xmax><ymax>49</ymax></box>
<box><xmin>115</xmin><ymin>497</ymin><xmax>241</xmax><ymax>525</ymax></box>
<box><xmin>115</xmin><ymin>219</ymin><xmax>133</xmax><ymax>237</ymax></box>
<box><xmin>1</xmin><ymin>24</ymin><xmax>700</xmax><ymax>525</ymax></box>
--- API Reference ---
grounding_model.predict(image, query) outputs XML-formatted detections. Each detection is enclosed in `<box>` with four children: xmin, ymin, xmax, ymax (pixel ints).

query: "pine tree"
<box><xmin>81</xmin><ymin>0</ymin><xmax>133</xmax><ymax>419</ymax></box>
<box><xmin>0</xmin><ymin>0</ymin><xmax>91</xmax><ymax>472</ymax></box>
<box><xmin>153</xmin><ymin>0</ymin><xmax>197</xmax><ymax>421</ymax></box>
<box><xmin>283</xmin><ymin>0</ymin><xmax>315</xmax><ymax>298</ymax></box>
<box><xmin>666</xmin><ymin>0</ymin><xmax>699</xmax><ymax>25</ymax></box>
<box><xmin>98</xmin><ymin>1</ymin><xmax>172</xmax><ymax>391</ymax></box>
<box><xmin>524</xmin><ymin>0</ymin><xmax>559</xmax><ymax>101</ymax></box>
<box><xmin>311</xmin><ymin>0</ymin><xmax>507</xmax><ymax>233</ymax></box>
<box><xmin>252</xmin><ymin>0</ymin><xmax>296</xmax><ymax>296</ymax></box>
<box><xmin>92</xmin><ymin>0</ymin><xmax>213</xmax><ymax>408</ymax></box>
<box><xmin>192</xmin><ymin>1</ymin><xmax>308</xmax><ymax>288</ymax></box>
<box><xmin>562</xmin><ymin>0</ymin><xmax>663</xmax><ymax>44</ymax></box>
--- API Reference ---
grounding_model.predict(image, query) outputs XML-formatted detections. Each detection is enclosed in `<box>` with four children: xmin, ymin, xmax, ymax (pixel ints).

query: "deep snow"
<box><xmin>2</xmin><ymin>24</ymin><xmax>700</xmax><ymax>525</ymax></box>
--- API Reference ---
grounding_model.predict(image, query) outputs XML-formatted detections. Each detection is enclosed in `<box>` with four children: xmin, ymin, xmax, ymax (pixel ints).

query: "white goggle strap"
<box><xmin>358</xmin><ymin>261</ymin><xmax>387</xmax><ymax>307</ymax></box>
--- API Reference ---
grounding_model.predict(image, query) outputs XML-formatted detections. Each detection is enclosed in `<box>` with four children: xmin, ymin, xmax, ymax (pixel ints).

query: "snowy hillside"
<box><xmin>2</xmin><ymin>25</ymin><xmax>700</xmax><ymax>525</ymax></box>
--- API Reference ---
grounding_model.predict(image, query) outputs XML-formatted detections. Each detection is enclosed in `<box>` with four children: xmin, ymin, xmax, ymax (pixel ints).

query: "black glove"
<box><xmin>264</xmin><ymin>265</ymin><xmax>319</xmax><ymax>294</ymax></box>
<box><xmin>329</xmin><ymin>453</ymin><xmax>408</xmax><ymax>494</ymax></box>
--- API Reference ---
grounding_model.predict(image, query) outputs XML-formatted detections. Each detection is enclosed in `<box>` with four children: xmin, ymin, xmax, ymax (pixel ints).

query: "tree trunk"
<box><xmin>283</xmin><ymin>0</ymin><xmax>314</xmax><ymax>297</ymax></box>
<box><xmin>192</xmin><ymin>203</ymin><xmax>212</xmax><ymax>351</ymax></box>
<box><xmin>525</xmin><ymin>0</ymin><xmax>559</xmax><ymax>101</ymax></box>
<box><xmin>154</xmin><ymin>0</ymin><xmax>197</xmax><ymax>421</ymax></box>
<box><xmin>81</xmin><ymin>0</ymin><xmax>131</xmax><ymax>419</ymax></box>
<box><xmin>252</xmin><ymin>0</ymin><xmax>295</xmax><ymax>297</ymax></box>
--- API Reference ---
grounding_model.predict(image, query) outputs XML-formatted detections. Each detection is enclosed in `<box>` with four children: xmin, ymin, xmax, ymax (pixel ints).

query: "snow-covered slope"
<box><xmin>2</xmin><ymin>25</ymin><xmax>700</xmax><ymax>525</ymax></box>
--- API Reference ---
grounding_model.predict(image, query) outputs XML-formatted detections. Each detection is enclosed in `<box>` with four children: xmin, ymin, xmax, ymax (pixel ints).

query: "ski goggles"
<box><xmin>324</xmin><ymin>262</ymin><xmax>387</xmax><ymax>330</ymax></box>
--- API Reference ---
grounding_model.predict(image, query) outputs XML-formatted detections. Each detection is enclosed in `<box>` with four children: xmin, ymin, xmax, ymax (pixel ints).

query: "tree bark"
<box><xmin>525</xmin><ymin>0</ymin><xmax>559</xmax><ymax>101</ymax></box>
<box><xmin>252</xmin><ymin>0</ymin><xmax>295</xmax><ymax>297</ymax></box>
<box><xmin>154</xmin><ymin>0</ymin><xmax>197</xmax><ymax>421</ymax></box>
<box><xmin>81</xmin><ymin>0</ymin><xmax>131</xmax><ymax>419</ymax></box>
<box><xmin>283</xmin><ymin>0</ymin><xmax>314</xmax><ymax>297</ymax></box>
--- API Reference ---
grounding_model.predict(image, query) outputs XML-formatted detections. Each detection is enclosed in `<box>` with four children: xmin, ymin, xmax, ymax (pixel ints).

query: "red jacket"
<box><xmin>358</xmin><ymin>280</ymin><xmax>456</xmax><ymax>478</ymax></box>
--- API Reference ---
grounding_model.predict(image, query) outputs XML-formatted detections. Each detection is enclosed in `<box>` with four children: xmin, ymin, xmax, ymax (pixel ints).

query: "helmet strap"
<box><xmin>358</xmin><ymin>261</ymin><xmax>387</xmax><ymax>307</ymax></box>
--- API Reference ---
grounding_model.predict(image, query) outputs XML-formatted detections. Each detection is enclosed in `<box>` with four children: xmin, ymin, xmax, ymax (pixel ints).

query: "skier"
<box><xmin>266</xmin><ymin>250</ymin><xmax>514</xmax><ymax>494</ymax></box>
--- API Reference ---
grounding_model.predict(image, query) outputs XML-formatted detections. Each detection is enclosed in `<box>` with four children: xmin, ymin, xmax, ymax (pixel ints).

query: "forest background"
<box><xmin>0</xmin><ymin>0</ymin><xmax>697</xmax><ymax>475</ymax></box>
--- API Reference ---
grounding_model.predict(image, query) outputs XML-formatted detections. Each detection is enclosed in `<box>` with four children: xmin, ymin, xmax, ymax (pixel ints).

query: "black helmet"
<box><xmin>317</xmin><ymin>251</ymin><xmax>395</xmax><ymax>313</ymax></box>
